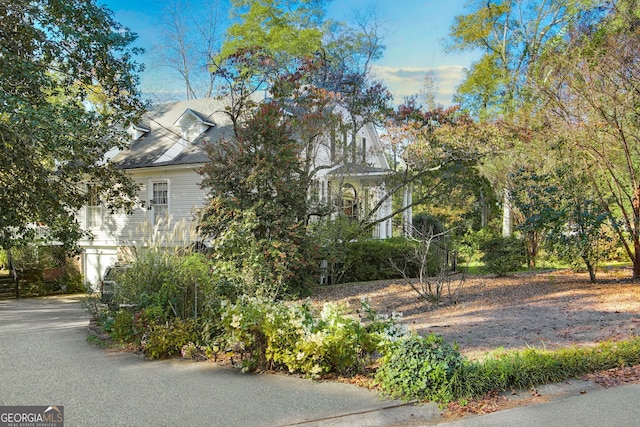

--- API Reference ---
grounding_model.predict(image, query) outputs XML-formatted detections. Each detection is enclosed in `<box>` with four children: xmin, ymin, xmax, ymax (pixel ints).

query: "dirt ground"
<box><xmin>310</xmin><ymin>267</ymin><xmax>640</xmax><ymax>361</ymax></box>
<box><xmin>310</xmin><ymin>267</ymin><xmax>640</xmax><ymax>417</ymax></box>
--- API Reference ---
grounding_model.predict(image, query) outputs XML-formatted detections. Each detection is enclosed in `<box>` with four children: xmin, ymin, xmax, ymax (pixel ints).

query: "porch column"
<box><xmin>402</xmin><ymin>185</ymin><xmax>413</xmax><ymax>237</ymax></box>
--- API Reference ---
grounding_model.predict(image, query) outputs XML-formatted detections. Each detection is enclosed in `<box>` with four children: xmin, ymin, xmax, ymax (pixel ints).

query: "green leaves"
<box><xmin>200</xmin><ymin>103</ymin><xmax>318</xmax><ymax>298</ymax></box>
<box><xmin>448</xmin><ymin>0</ymin><xmax>601</xmax><ymax>117</ymax></box>
<box><xmin>376</xmin><ymin>333</ymin><xmax>464</xmax><ymax>402</ymax></box>
<box><xmin>510</xmin><ymin>167</ymin><xmax>609</xmax><ymax>280</ymax></box>
<box><xmin>0</xmin><ymin>0</ymin><xmax>144</xmax><ymax>250</ymax></box>
<box><xmin>220</xmin><ymin>0</ymin><xmax>326</xmax><ymax>62</ymax></box>
<box><xmin>219</xmin><ymin>297</ymin><xmax>403</xmax><ymax>376</ymax></box>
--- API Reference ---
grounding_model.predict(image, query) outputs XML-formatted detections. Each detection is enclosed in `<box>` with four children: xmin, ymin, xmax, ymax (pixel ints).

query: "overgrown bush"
<box><xmin>103</xmin><ymin>306</ymin><xmax>166</xmax><ymax>347</ymax></box>
<box><xmin>205</xmin><ymin>206</ymin><xmax>319</xmax><ymax>300</ymax></box>
<box><xmin>144</xmin><ymin>319</ymin><xmax>198</xmax><ymax>359</ymax></box>
<box><xmin>115</xmin><ymin>250</ymin><xmax>235</xmax><ymax>322</ymax></box>
<box><xmin>218</xmin><ymin>297</ymin><xmax>408</xmax><ymax>376</ymax></box>
<box><xmin>267</xmin><ymin>303</ymin><xmax>378</xmax><ymax>376</ymax></box>
<box><xmin>412</xmin><ymin>213</ymin><xmax>445</xmax><ymax>237</ymax></box>
<box><xmin>376</xmin><ymin>333</ymin><xmax>465</xmax><ymax>402</ymax></box>
<box><xmin>377</xmin><ymin>335</ymin><xmax>640</xmax><ymax>404</ymax></box>
<box><xmin>457</xmin><ymin>227</ymin><xmax>496</xmax><ymax>264</ymax></box>
<box><xmin>480</xmin><ymin>236</ymin><xmax>527</xmax><ymax>276</ymax></box>
<box><xmin>110</xmin><ymin>309</ymin><xmax>136</xmax><ymax>344</ymax></box>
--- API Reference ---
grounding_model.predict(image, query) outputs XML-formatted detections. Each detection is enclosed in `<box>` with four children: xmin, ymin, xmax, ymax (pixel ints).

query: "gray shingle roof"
<box><xmin>111</xmin><ymin>98</ymin><xmax>233</xmax><ymax>170</ymax></box>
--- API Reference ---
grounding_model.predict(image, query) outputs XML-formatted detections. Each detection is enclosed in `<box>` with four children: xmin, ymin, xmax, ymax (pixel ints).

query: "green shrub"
<box><xmin>376</xmin><ymin>335</ymin><xmax>640</xmax><ymax>404</ymax></box>
<box><xmin>412</xmin><ymin>213</ymin><xmax>445</xmax><ymax>236</ymax></box>
<box><xmin>115</xmin><ymin>250</ymin><xmax>172</xmax><ymax>306</ymax></box>
<box><xmin>480</xmin><ymin>236</ymin><xmax>527</xmax><ymax>276</ymax></box>
<box><xmin>458</xmin><ymin>227</ymin><xmax>496</xmax><ymax>264</ymax></box>
<box><xmin>110</xmin><ymin>310</ymin><xmax>136</xmax><ymax>344</ymax></box>
<box><xmin>338</xmin><ymin>238</ymin><xmax>424</xmax><ymax>283</ymax></box>
<box><xmin>375</xmin><ymin>333</ymin><xmax>464</xmax><ymax>402</ymax></box>
<box><xmin>143</xmin><ymin>319</ymin><xmax>198</xmax><ymax>359</ymax></box>
<box><xmin>116</xmin><ymin>251</ymin><xmax>237</xmax><ymax>323</ymax></box>
<box><xmin>270</xmin><ymin>303</ymin><xmax>379</xmax><ymax>376</ymax></box>
<box><xmin>207</xmin><ymin>210</ymin><xmax>319</xmax><ymax>300</ymax></box>
<box><xmin>218</xmin><ymin>297</ymin><xmax>407</xmax><ymax>376</ymax></box>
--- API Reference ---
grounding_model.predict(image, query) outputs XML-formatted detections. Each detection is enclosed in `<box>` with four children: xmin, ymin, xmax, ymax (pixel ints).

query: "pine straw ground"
<box><xmin>308</xmin><ymin>267</ymin><xmax>640</xmax><ymax>418</ymax></box>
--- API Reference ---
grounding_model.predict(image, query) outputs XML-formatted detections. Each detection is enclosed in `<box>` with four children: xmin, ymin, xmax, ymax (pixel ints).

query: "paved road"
<box><xmin>437</xmin><ymin>381</ymin><xmax>640</xmax><ymax>427</ymax></box>
<box><xmin>0</xmin><ymin>295</ymin><xmax>440</xmax><ymax>426</ymax></box>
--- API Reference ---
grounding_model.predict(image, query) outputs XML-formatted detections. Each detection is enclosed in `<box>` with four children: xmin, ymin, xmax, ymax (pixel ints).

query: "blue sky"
<box><xmin>99</xmin><ymin>0</ymin><xmax>480</xmax><ymax>106</ymax></box>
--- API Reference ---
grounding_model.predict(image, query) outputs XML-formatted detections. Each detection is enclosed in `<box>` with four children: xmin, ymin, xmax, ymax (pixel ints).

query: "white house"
<box><xmin>77</xmin><ymin>98</ymin><xmax>400</xmax><ymax>288</ymax></box>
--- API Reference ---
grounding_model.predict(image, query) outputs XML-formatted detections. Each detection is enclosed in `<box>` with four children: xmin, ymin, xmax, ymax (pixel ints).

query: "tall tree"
<box><xmin>447</xmin><ymin>0</ymin><xmax>602</xmax><ymax>236</ymax></box>
<box><xmin>212</xmin><ymin>0</ymin><xmax>394</xmax><ymax>237</ymax></box>
<box><xmin>200</xmin><ymin>102</ymin><xmax>309</xmax><ymax>239</ymax></box>
<box><xmin>219</xmin><ymin>0</ymin><xmax>327</xmax><ymax>63</ymax></box>
<box><xmin>448</xmin><ymin>0</ymin><xmax>598</xmax><ymax>118</ymax></box>
<box><xmin>321</xmin><ymin>7</ymin><xmax>390</xmax><ymax>149</ymax></box>
<box><xmin>211</xmin><ymin>0</ymin><xmax>333</xmax><ymax>136</ymax></box>
<box><xmin>533</xmin><ymin>0</ymin><xmax>640</xmax><ymax>278</ymax></box>
<box><xmin>199</xmin><ymin>102</ymin><xmax>315</xmax><ymax>298</ymax></box>
<box><xmin>152</xmin><ymin>0</ymin><xmax>226</xmax><ymax>100</ymax></box>
<box><xmin>383</xmin><ymin>100</ymin><xmax>499</xmax><ymax>236</ymax></box>
<box><xmin>0</xmin><ymin>0</ymin><xmax>145</xmax><ymax>250</ymax></box>
<box><xmin>510</xmin><ymin>165</ymin><xmax>609</xmax><ymax>282</ymax></box>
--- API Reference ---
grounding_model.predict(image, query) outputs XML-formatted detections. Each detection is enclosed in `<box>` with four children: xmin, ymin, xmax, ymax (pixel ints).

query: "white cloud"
<box><xmin>371</xmin><ymin>65</ymin><xmax>467</xmax><ymax>107</ymax></box>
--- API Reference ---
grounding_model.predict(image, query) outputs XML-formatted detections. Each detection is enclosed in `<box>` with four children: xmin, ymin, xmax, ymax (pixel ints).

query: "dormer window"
<box><xmin>173</xmin><ymin>108</ymin><xmax>215</xmax><ymax>142</ymax></box>
<box><xmin>130</xmin><ymin>124</ymin><xmax>150</xmax><ymax>141</ymax></box>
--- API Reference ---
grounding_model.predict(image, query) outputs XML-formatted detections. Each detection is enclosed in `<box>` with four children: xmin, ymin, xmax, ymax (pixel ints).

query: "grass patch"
<box><xmin>376</xmin><ymin>335</ymin><xmax>640</xmax><ymax>404</ymax></box>
<box><xmin>446</xmin><ymin>338</ymin><xmax>640</xmax><ymax>402</ymax></box>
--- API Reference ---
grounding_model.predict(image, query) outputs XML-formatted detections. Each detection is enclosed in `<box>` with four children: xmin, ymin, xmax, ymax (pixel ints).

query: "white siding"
<box><xmin>78</xmin><ymin>166</ymin><xmax>207</xmax><ymax>284</ymax></box>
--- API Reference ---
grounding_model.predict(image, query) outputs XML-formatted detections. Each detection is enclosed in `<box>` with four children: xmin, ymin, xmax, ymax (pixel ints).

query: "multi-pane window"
<box><xmin>152</xmin><ymin>181</ymin><xmax>169</xmax><ymax>224</ymax></box>
<box><xmin>86</xmin><ymin>184</ymin><xmax>101</xmax><ymax>228</ymax></box>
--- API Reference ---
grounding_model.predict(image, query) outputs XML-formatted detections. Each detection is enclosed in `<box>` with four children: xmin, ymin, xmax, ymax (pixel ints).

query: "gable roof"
<box><xmin>172</xmin><ymin>108</ymin><xmax>217</xmax><ymax>127</ymax></box>
<box><xmin>110</xmin><ymin>97</ymin><xmax>391</xmax><ymax>173</ymax></box>
<box><xmin>111</xmin><ymin>98</ymin><xmax>233</xmax><ymax>170</ymax></box>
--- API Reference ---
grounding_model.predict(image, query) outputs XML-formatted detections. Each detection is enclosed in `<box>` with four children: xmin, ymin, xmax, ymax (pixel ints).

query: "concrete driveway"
<box><xmin>0</xmin><ymin>295</ymin><xmax>440</xmax><ymax>426</ymax></box>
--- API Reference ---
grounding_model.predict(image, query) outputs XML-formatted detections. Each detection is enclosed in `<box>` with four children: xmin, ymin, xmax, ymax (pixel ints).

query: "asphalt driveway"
<box><xmin>0</xmin><ymin>295</ymin><xmax>439</xmax><ymax>426</ymax></box>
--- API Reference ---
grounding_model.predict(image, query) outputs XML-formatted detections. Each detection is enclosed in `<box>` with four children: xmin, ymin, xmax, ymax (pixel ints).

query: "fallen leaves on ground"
<box><xmin>583</xmin><ymin>365</ymin><xmax>640</xmax><ymax>388</ymax></box>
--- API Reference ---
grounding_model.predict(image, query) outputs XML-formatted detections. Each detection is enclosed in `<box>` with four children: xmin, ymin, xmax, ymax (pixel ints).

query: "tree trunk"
<box><xmin>583</xmin><ymin>256</ymin><xmax>597</xmax><ymax>283</ymax></box>
<box><xmin>480</xmin><ymin>189</ymin><xmax>488</xmax><ymax>228</ymax></box>
<box><xmin>527</xmin><ymin>230</ymin><xmax>538</xmax><ymax>268</ymax></box>
<box><xmin>634</xmin><ymin>240</ymin><xmax>640</xmax><ymax>280</ymax></box>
